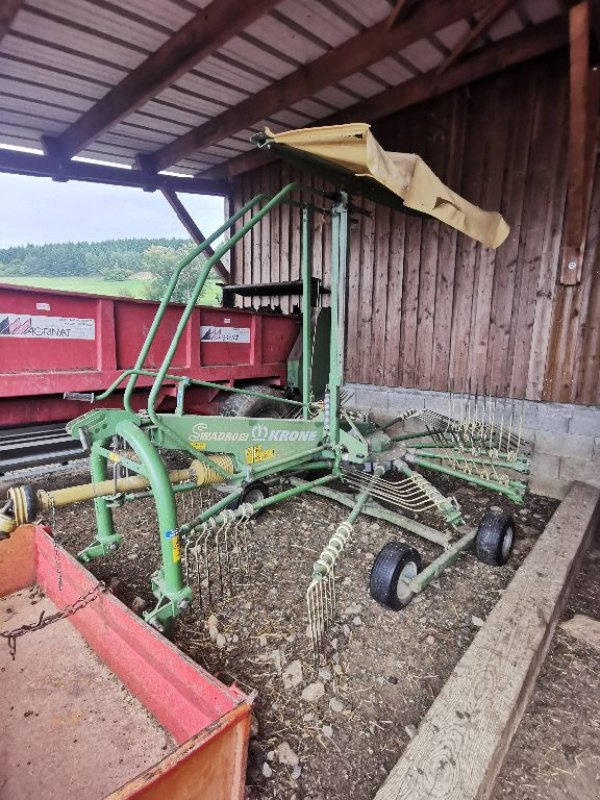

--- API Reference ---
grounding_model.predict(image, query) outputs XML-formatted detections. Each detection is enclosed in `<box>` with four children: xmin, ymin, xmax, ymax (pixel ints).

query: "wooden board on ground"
<box><xmin>373</xmin><ymin>480</ymin><xmax>600</xmax><ymax>800</ymax></box>
<box><xmin>561</xmin><ymin>613</ymin><xmax>600</xmax><ymax>652</ymax></box>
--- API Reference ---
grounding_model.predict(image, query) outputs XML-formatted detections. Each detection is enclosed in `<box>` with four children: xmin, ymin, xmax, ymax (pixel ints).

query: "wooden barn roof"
<box><xmin>0</xmin><ymin>0</ymin><xmax>569</xmax><ymax>193</ymax></box>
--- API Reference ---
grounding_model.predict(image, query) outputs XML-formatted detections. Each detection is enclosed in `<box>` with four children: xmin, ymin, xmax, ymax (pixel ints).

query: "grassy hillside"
<box><xmin>0</xmin><ymin>238</ymin><xmax>223</xmax><ymax>305</ymax></box>
<box><xmin>0</xmin><ymin>275</ymin><xmax>151</xmax><ymax>299</ymax></box>
<box><xmin>1</xmin><ymin>274</ymin><xmax>222</xmax><ymax>305</ymax></box>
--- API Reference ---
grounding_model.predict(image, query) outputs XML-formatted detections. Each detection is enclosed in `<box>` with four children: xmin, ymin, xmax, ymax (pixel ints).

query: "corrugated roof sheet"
<box><xmin>0</xmin><ymin>0</ymin><xmax>564</xmax><ymax>182</ymax></box>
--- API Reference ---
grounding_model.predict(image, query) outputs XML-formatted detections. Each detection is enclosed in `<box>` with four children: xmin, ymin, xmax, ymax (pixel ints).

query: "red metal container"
<box><xmin>0</xmin><ymin>283</ymin><xmax>299</xmax><ymax>427</ymax></box>
<box><xmin>1</xmin><ymin>523</ymin><xmax>252</xmax><ymax>799</ymax></box>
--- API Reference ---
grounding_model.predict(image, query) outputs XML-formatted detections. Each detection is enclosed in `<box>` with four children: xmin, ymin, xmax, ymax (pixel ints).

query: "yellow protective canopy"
<box><xmin>265</xmin><ymin>123</ymin><xmax>509</xmax><ymax>249</ymax></box>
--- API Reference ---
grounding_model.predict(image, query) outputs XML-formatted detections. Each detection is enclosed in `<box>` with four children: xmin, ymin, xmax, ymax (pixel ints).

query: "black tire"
<box><xmin>370</xmin><ymin>540</ymin><xmax>422</xmax><ymax>611</ymax></box>
<box><xmin>227</xmin><ymin>480</ymin><xmax>269</xmax><ymax>517</ymax></box>
<box><xmin>475</xmin><ymin>510</ymin><xmax>515</xmax><ymax>566</ymax></box>
<box><xmin>221</xmin><ymin>385</ymin><xmax>286</xmax><ymax>418</ymax></box>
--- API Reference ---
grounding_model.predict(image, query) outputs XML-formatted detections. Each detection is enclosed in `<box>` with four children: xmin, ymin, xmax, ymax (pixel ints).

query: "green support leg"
<box><xmin>78</xmin><ymin>438</ymin><xmax>122</xmax><ymax>563</ymax></box>
<box><xmin>115</xmin><ymin>421</ymin><xmax>192</xmax><ymax>633</ymax></box>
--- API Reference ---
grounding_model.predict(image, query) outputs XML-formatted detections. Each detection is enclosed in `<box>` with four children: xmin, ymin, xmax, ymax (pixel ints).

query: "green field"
<box><xmin>0</xmin><ymin>275</ymin><xmax>152</xmax><ymax>299</ymax></box>
<box><xmin>0</xmin><ymin>274</ymin><xmax>221</xmax><ymax>305</ymax></box>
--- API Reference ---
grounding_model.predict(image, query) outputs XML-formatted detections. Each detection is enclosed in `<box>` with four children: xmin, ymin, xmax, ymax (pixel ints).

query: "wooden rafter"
<box><xmin>201</xmin><ymin>20</ymin><xmax>567</xmax><ymax>182</ymax></box>
<box><xmin>45</xmin><ymin>0</ymin><xmax>283</xmax><ymax>160</ymax></box>
<box><xmin>0</xmin><ymin>149</ymin><xmax>227</xmax><ymax>195</ymax></box>
<box><xmin>140</xmin><ymin>0</ymin><xmax>490</xmax><ymax>174</ymax></box>
<box><xmin>386</xmin><ymin>0</ymin><xmax>414</xmax><ymax>31</ymax></box>
<box><xmin>561</xmin><ymin>1</ymin><xmax>595</xmax><ymax>284</ymax></box>
<box><xmin>0</xmin><ymin>0</ymin><xmax>23</xmax><ymax>45</ymax></box>
<box><xmin>436</xmin><ymin>0</ymin><xmax>516</xmax><ymax>74</ymax></box>
<box><xmin>160</xmin><ymin>189</ymin><xmax>229</xmax><ymax>282</ymax></box>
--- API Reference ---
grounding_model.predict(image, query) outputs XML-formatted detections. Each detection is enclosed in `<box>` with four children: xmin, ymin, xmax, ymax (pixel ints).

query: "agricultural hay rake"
<box><xmin>1</xmin><ymin>124</ymin><xmax>529</xmax><ymax>664</ymax></box>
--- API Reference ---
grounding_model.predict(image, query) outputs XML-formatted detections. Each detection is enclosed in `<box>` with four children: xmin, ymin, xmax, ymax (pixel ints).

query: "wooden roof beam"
<box><xmin>0</xmin><ymin>0</ymin><xmax>23</xmax><ymax>45</ymax></box>
<box><xmin>436</xmin><ymin>0</ymin><xmax>517</xmax><ymax>74</ymax></box>
<box><xmin>386</xmin><ymin>0</ymin><xmax>415</xmax><ymax>31</ymax></box>
<box><xmin>202</xmin><ymin>19</ymin><xmax>567</xmax><ymax>182</ymax></box>
<box><xmin>561</xmin><ymin>1</ymin><xmax>595</xmax><ymax>284</ymax></box>
<box><xmin>44</xmin><ymin>0</ymin><xmax>283</xmax><ymax>160</ymax></box>
<box><xmin>0</xmin><ymin>148</ymin><xmax>228</xmax><ymax>195</ymax></box>
<box><xmin>140</xmin><ymin>0</ymin><xmax>491</xmax><ymax>174</ymax></box>
<box><xmin>161</xmin><ymin>189</ymin><xmax>230</xmax><ymax>282</ymax></box>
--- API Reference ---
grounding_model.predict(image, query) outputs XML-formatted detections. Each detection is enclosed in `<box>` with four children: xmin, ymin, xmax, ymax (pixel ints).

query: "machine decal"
<box><xmin>245</xmin><ymin>444</ymin><xmax>276</xmax><ymax>465</ymax></box>
<box><xmin>0</xmin><ymin>312</ymin><xmax>95</xmax><ymax>340</ymax></box>
<box><xmin>200</xmin><ymin>325</ymin><xmax>250</xmax><ymax>343</ymax></box>
<box><xmin>172</xmin><ymin>535</ymin><xmax>181</xmax><ymax>563</ymax></box>
<box><xmin>190</xmin><ymin>422</ymin><xmax>250</xmax><ymax>443</ymax></box>
<box><xmin>164</xmin><ymin>528</ymin><xmax>181</xmax><ymax>563</ymax></box>
<box><xmin>189</xmin><ymin>421</ymin><xmax>319</xmax><ymax>446</ymax></box>
<box><xmin>251</xmin><ymin>423</ymin><xmax>318</xmax><ymax>443</ymax></box>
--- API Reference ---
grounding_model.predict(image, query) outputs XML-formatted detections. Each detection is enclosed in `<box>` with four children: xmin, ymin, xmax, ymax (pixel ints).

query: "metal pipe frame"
<box><xmin>407</xmin><ymin>455</ymin><xmax>526</xmax><ymax>503</ymax></box>
<box><xmin>289</xmin><ymin>478</ymin><xmax>451</xmax><ymax>548</ymax></box>
<box><xmin>60</xmin><ymin>179</ymin><xmax>506</xmax><ymax>631</ymax></box>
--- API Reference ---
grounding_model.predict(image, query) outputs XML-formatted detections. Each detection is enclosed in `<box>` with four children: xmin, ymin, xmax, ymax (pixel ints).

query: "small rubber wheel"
<box><xmin>227</xmin><ymin>480</ymin><xmax>269</xmax><ymax>517</ymax></box>
<box><xmin>475</xmin><ymin>510</ymin><xmax>515</xmax><ymax>566</ymax></box>
<box><xmin>370</xmin><ymin>540</ymin><xmax>422</xmax><ymax>611</ymax></box>
<box><xmin>221</xmin><ymin>386</ymin><xmax>285</xmax><ymax>418</ymax></box>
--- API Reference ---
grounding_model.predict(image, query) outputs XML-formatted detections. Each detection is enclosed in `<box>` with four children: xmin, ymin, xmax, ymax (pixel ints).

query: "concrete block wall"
<box><xmin>344</xmin><ymin>383</ymin><xmax>600</xmax><ymax>500</ymax></box>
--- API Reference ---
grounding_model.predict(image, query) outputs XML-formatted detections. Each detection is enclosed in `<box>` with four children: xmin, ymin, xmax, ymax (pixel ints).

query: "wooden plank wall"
<box><xmin>229</xmin><ymin>50</ymin><xmax>600</xmax><ymax>405</ymax></box>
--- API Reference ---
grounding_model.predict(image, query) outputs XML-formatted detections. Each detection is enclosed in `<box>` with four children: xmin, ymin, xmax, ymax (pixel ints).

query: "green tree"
<box><xmin>0</xmin><ymin>237</ymin><xmax>192</xmax><ymax>279</ymax></box>
<box><xmin>144</xmin><ymin>245</ymin><xmax>222</xmax><ymax>305</ymax></box>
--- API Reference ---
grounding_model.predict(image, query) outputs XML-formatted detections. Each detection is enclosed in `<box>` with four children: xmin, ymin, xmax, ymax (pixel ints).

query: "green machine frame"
<box><xmin>67</xmin><ymin>182</ymin><xmax>376</xmax><ymax>628</ymax></box>
<box><xmin>35</xmin><ymin>140</ymin><xmax>524</xmax><ymax>634</ymax></box>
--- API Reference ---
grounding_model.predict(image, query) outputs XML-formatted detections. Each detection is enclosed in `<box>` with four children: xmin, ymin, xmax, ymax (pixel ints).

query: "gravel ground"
<box><xmin>1</xmin><ymin>459</ymin><xmax>564</xmax><ymax>800</ymax></box>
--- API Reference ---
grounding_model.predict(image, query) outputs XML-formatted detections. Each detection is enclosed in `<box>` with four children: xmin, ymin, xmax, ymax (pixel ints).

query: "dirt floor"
<box><xmin>1</xmin><ymin>459</ymin><xmax>577</xmax><ymax>800</ymax></box>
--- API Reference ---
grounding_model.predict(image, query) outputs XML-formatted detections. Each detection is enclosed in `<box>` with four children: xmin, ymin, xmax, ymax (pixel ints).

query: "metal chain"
<box><xmin>48</xmin><ymin>495</ymin><xmax>63</xmax><ymax>591</ymax></box>
<box><xmin>1</xmin><ymin>581</ymin><xmax>106</xmax><ymax>661</ymax></box>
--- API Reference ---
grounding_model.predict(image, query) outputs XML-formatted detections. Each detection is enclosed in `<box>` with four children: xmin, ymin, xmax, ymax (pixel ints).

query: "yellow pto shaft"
<box><xmin>0</xmin><ymin>455</ymin><xmax>234</xmax><ymax>535</ymax></box>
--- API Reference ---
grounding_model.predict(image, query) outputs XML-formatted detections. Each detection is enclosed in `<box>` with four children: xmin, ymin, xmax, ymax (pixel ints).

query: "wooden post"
<box><xmin>561</xmin><ymin>1</ymin><xmax>594</xmax><ymax>284</ymax></box>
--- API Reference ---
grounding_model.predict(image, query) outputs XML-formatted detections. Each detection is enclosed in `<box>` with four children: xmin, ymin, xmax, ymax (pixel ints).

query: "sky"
<box><xmin>0</xmin><ymin>172</ymin><xmax>226</xmax><ymax>248</ymax></box>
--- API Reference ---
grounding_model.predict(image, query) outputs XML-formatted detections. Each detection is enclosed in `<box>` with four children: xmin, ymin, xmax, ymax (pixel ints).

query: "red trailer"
<box><xmin>0</xmin><ymin>283</ymin><xmax>300</xmax><ymax>471</ymax></box>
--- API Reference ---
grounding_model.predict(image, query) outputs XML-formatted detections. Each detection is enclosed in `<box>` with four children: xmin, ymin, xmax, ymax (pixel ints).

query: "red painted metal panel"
<box><xmin>114</xmin><ymin>302</ymin><xmax>191</xmax><ymax>370</ymax></box>
<box><xmin>200</xmin><ymin>307</ymin><xmax>252</xmax><ymax>366</ymax></box>
<box><xmin>0</xmin><ymin>285</ymin><xmax>100</xmax><ymax>372</ymax></box>
<box><xmin>263</xmin><ymin>314</ymin><xmax>299</xmax><ymax>364</ymax></box>
<box><xmin>0</xmin><ymin>283</ymin><xmax>300</xmax><ymax>427</ymax></box>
